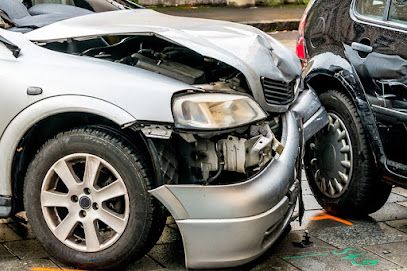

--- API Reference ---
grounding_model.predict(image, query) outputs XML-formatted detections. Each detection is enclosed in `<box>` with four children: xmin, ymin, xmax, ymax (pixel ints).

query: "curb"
<box><xmin>243</xmin><ymin>19</ymin><xmax>300</xmax><ymax>32</ymax></box>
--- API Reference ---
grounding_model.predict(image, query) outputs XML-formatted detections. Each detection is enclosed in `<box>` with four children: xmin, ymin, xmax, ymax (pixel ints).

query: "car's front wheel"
<box><xmin>24</xmin><ymin>127</ymin><xmax>166</xmax><ymax>270</ymax></box>
<box><xmin>304</xmin><ymin>90</ymin><xmax>391</xmax><ymax>217</ymax></box>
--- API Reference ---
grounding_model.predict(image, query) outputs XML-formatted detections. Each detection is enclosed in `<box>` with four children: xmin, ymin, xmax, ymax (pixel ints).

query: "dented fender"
<box><xmin>303</xmin><ymin>52</ymin><xmax>386</xmax><ymax>171</ymax></box>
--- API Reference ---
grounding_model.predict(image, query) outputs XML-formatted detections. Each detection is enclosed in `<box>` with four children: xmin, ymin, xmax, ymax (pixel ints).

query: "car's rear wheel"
<box><xmin>304</xmin><ymin>90</ymin><xmax>391</xmax><ymax>217</ymax></box>
<box><xmin>24</xmin><ymin>127</ymin><xmax>166</xmax><ymax>270</ymax></box>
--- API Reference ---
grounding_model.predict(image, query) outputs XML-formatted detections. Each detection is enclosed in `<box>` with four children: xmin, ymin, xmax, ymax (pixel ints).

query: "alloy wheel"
<box><xmin>41</xmin><ymin>153</ymin><xmax>129</xmax><ymax>252</ymax></box>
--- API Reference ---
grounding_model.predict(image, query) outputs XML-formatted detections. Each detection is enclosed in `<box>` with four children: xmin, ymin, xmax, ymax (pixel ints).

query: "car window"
<box><xmin>355</xmin><ymin>0</ymin><xmax>387</xmax><ymax>19</ymax></box>
<box><xmin>389</xmin><ymin>0</ymin><xmax>407</xmax><ymax>25</ymax></box>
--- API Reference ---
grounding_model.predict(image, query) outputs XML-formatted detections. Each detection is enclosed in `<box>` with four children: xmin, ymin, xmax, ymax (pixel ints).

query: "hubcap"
<box><xmin>307</xmin><ymin>113</ymin><xmax>353</xmax><ymax>198</ymax></box>
<box><xmin>41</xmin><ymin>154</ymin><xmax>129</xmax><ymax>252</ymax></box>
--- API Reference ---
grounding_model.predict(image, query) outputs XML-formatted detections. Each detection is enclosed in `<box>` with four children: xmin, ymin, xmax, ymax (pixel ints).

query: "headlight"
<box><xmin>172</xmin><ymin>93</ymin><xmax>267</xmax><ymax>130</ymax></box>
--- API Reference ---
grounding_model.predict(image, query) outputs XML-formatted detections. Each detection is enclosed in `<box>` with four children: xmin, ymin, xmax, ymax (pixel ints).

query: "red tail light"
<box><xmin>296</xmin><ymin>36</ymin><xmax>306</xmax><ymax>60</ymax></box>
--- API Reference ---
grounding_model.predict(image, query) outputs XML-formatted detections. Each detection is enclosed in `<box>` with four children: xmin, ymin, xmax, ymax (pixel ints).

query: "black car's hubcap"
<box><xmin>308</xmin><ymin>112</ymin><xmax>353</xmax><ymax>198</ymax></box>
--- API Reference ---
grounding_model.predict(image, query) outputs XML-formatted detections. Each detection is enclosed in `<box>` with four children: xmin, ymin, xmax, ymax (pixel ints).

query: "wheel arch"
<box><xmin>0</xmin><ymin>95</ymin><xmax>157</xmax><ymax>215</ymax></box>
<box><xmin>306</xmin><ymin>72</ymin><xmax>351</xmax><ymax>97</ymax></box>
<box><xmin>303</xmin><ymin>61</ymin><xmax>386</xmax><ymax>177</ymax></box>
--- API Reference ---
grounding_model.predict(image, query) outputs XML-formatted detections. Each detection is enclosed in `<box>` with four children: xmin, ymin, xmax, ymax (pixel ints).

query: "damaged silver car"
<box><xmin>0</xmin><ymin>0</ymin><xmax>328</xmax><ymax>269</ymax></box>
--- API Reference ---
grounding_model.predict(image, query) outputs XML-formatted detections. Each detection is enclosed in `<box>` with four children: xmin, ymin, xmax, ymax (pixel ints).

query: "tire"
<box><xmin>24</xmin><ymin>127</ymin><xmax>166</xmax><ymax>270</ymax></box>
<box><xmin>304</xmin><ymin>90</ymin><xmax>391</xmax><ymax>217</ymax></box>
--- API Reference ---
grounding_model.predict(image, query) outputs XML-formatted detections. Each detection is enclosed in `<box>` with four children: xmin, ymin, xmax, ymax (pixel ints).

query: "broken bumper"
<box><xmin>149</xmin><ymin>88</ymin><xmax>328</xmax><ymax>269</ymax></box>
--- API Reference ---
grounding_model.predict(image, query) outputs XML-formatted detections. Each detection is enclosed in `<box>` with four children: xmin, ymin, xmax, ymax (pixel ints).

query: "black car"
<box><xmin>297</xmin><ymin>0</ymin><xmax>407</xmax><ymax>216</ymax></box>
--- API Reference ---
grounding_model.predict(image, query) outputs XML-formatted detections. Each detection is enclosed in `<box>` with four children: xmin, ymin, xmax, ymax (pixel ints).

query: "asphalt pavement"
<box><xmin>0</xmin><ymin>33</ymin><xmax>406</xmax><ymax>271</ymax></box>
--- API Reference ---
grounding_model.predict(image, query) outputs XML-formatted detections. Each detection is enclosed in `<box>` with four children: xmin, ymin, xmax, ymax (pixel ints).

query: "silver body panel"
<box><xmin>178</xmin><ymin>194</ymin><xmax>295</xmax><ymax>269</ymax></box>
<box><xmin>0</xmin><ymin>29</ymin><xmax>191</xmax><ymax>197</ymax></box>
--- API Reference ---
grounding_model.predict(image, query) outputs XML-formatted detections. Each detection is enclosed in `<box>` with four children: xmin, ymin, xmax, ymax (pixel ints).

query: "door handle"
<box><xmin>351</xmin><ymin>42</ymin><xmax>373</xmax><ymax>54</ymax></box>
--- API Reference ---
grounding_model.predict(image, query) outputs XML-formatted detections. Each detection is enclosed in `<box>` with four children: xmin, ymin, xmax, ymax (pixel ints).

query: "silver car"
<box><xmin>0</xmin><ymin>0</ymin><xmax>328</xmax><ymax>269</ymax></box>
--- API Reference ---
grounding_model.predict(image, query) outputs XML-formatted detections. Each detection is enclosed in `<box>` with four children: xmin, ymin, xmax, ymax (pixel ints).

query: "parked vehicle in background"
<box><xmin>0</xmin><ymin>0</ymin><xmax>328</xmax><ymax>269</ymax></box>
<box><xmin>297</xmin><ymin>0</ymin><xmax>407</xmax><ymax>216</ymax></box>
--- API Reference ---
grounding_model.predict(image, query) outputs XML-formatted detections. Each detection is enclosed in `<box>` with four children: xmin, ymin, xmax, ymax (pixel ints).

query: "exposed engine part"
<box><xmin>132</xmin><ymin>53</ymin><xmax>206</xmax><ymax>85</ymax></box>
<box><xmin>177</xmin><ymin>122</ymin><xmax>283</xmax><ymax>184</ymax></box>
<box><xmin>42</xmin><ymin>35</ymin><xmax>250</xmax><ymax>91</ymax></box>
<box><xmin>250</xmin><ymin>123</ymin><xmax>285</xmax><ymax>155</ymax></box>
<box><xmin>194</xmin><ymin>76</ymin><xmax>248</xmax><ymax>93</ymax></box>
<box><xmin>217</xmin><ymin>124</ymin><xmax>283</xmax><ymax>173</ymax></box>
<box><xmin>217</xmin><ymin>136</ymin><xmax>246</xmax><ymax>173</ymax></box>
<box><xmin>190</xmin><ymin>139</ymin><xmax>219</xmax><ymax>180</ymax></box>
<box><xmin>206</xmin><ymin>163</ymin><xmax>225</xmax><ymax>185</ymax></box>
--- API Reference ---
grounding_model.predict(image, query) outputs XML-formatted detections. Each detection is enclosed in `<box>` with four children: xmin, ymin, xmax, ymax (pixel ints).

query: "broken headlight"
<box><xmin>172</xmin><ymin>93</ymin><xmax>267</xmax><ymax>130</ymax></box>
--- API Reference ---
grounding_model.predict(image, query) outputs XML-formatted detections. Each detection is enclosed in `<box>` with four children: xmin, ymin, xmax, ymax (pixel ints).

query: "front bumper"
<box><xmin>149</xmin><ymin>87</ymin><xmax>328</xmax><ymax>269</ymax></box>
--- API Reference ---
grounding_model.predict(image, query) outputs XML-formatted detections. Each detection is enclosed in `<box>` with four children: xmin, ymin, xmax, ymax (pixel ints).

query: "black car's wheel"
<box><xmin>24</xmin><ymin>127</ymin><xmax>166</xmax><ymax>270</ymax></box>
<box><xmin>304</xmin><ymin>90</ymin><xmax>391</xmax><ymax>217</ymax></box>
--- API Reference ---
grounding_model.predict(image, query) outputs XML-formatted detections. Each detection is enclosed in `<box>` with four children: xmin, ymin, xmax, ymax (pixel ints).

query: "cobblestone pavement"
<box><xmin>0</xmin><ymin>176</ymin><xmax>406</xmax><ymax>271</ymax></box>
<box><xmin>1</xmin><ymin>33</ymin><xmax>406</xmax><ymax>271</ymax></box>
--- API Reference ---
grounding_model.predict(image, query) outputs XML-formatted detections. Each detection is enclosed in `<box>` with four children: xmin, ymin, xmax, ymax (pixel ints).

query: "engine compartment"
<box><xmin>42</xmin><ymin>35</ymin><xmax>251</xmax><ymax>93</ymax></box>
<box><xmin>176</xmin><ymin>120</ymin><xmax>283</xmax><ymax>185</ymax></box>
<box><xmin>137</xmin><ymin>118</ymin><xmax>283</xmax><ymax>185</ymax></box>
<box><xmin>40</xmin><ymin>35</ymin><xmax>281</xmax><ymax>185</ymax></box>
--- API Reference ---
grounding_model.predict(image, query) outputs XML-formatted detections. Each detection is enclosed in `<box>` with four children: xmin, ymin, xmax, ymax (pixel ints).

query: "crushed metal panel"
<box><xmin>25</xmin><ymin>9</ymin><xmax>301</xmax><ymax>112</ymax></box>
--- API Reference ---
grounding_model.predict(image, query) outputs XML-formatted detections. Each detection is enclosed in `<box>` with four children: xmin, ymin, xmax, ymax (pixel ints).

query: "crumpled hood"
<box><xmin>25</xmin><ymin>9</ymin><xmax>301</xmax><ymax>112</ymax></box>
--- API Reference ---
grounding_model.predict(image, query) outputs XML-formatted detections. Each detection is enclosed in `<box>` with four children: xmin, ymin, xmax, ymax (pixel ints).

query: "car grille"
<box><xmin>261</xmin><ymin>77</ymin><xmax>295</xmax><ymax>105</ymax></box>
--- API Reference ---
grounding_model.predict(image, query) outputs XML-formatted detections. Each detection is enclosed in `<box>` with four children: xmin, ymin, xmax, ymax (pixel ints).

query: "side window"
<box><xmin>389</xmin><ymin>0</ymin><xmax>407</xmax><ymax>25</ymax></box>
<box><xmin>355</xmin><ymin>0</ymin><xmax>387</xmax><ymax>19</ymax></box>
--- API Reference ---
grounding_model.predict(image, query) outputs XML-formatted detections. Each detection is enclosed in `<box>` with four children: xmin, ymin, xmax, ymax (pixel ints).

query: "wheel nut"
<box><xmin>79</xmin><ymin>210</ymin><xmax>87</xmax><ymax>218</ymax></box>
<box><xmin>71</xmin><ymin>195</ymin><xmax>78</xmax><ymax>203</ymax></box>
<box><xmin>92</xmin><ymin>203</ymin><xmax>99</xmax><ymax>210</ymax></box>
<box><xmin>84</xmin><ymin>188</ymin><xmax>91</xmax><ymax>195</ymax></box>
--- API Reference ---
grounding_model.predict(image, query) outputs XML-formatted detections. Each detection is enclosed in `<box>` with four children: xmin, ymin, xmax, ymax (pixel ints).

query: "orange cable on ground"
<box><xmin>310</xmin><ymin>211</ymin><xmax>353</xmax><ymax>226</ymax></box>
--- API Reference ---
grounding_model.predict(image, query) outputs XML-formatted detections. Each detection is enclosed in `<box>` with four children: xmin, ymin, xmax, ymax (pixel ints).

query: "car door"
<box><xmin>346</xmin><ymin>0</ymin><xmax>407</xmax><ymax>167</ymax></box>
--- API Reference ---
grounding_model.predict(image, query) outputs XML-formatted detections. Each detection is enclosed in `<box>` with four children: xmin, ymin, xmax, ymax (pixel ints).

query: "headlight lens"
<box><xmin>172</xmin><ymin>93</ymin><xmax>267</xmax><ymax>130</ymax></box>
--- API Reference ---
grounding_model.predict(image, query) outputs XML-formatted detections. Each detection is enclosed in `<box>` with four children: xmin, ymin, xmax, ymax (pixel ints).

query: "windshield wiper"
<box><xmin>0</xmin><ymin>35</ymin><xmax>20</xmax><ymax>58</ymax></box>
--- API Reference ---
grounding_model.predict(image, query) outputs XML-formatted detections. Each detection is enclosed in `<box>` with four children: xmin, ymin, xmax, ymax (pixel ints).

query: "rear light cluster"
<box><xmin>296</xmin><ymin>37</ymin><xmax>307</xmax><ymax>60</ymax></box>
<box><xmin>296</xmin><ymin>11</ymin><xmax>308</xmax><ymax>66</ymax></box>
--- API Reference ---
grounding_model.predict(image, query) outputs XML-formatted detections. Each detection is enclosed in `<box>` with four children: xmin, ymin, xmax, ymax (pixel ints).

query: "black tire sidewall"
<box><xmin>24</xmin><ymin>129</ymin><xmax>155</xmax><ymax>269</ymax></box>
<box><xmin>305</xmin><ymin>90</ymin><xmax>387</xmax><ymax>215</ymax></box>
